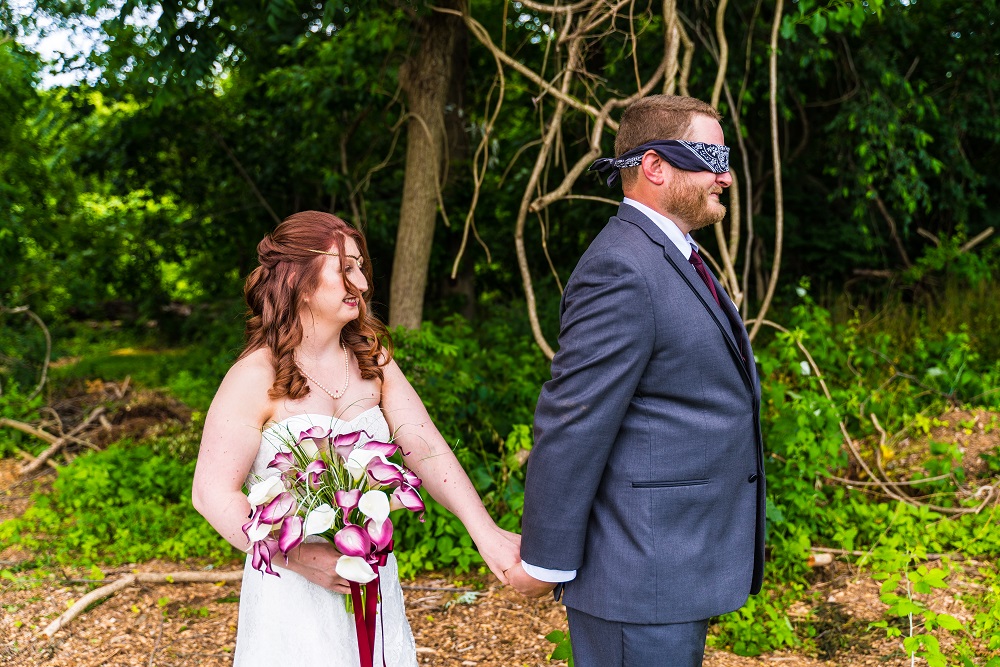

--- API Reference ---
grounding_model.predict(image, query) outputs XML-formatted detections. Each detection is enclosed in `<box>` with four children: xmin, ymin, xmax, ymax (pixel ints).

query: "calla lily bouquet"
<box><xmin>242</xmin><ymin>425</ymin><xmax>425</xmax><ymax>585</ymax></box>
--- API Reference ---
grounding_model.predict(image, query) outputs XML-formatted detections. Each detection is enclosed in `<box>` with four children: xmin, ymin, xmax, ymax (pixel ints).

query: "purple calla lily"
<box><xmin>267</xmin><ymin>451</ymin><xmax>296</xmax><ymax>472</ymax></box>
<box><xmin>335</xmin><ymin>489</ymin><xmax>363</xmax><ymax>516</ymax></box>
<box><xmin>252</xmin><ymin>538</ymin><xmax>281</xmax><ymax>576</ymax></box>
<box><xmin>390</xmin><ymin>484</ymin><xmax>425</xmax><ymax>513</ymax></box>
<box><xmin>296</xmin><ymin>425</ymin><xmax>332</xmax><ymax>458</ymax></box>
<box><xmin>366</xmin><ymin>517</ymin><xmax>393</xmax><ymax>552</ymax></box>
<box><xmin>332</xmin><ymin>430</ymin><xmax>367</xmax><ymax>460</ymax></box>
<box><xmin>401</xmin><ymin>468</ymin><xmax>423</xmax><ymax>489</ymax></box>
<box><xmin>297</xmin><ymin>425</ymin><xmax>333</xmax><ymax>445</ymax></box>
<box><xmin>334</xmin><ymin>524</ymin><xmax>372</xmax><ymax>558</ymax></box>
<box><xmin>278</xmin><ymin>515</ymin><xmax>304</xmax><ymax>553</ymax></box>
<box><xmin>360</xmin><ymin>440</ymin><xmax>400</xmax><ymax>458</ymax></box>
<box><xmin>259</xmin><ymin>492</ymin><xmax>296</xmax><ymax>524</ymax></box>
<box><xmin>241</xmin><ymin>506</ymin><xmax>262</xmax><ymax>540</ymax></box>
<box><xmin>367</xmin><ymin>459</ymin><xmax>405</xmax><ymax>487</ymax></box>
<box><xmin>296</xmin><ymin>459</ymin><xmax>328</xmax><ymax>488</ymax></box>
<box><xmin>242</xmin><ymin>506</ymin><xmax>272</xmax><ymax>542</ymax></box>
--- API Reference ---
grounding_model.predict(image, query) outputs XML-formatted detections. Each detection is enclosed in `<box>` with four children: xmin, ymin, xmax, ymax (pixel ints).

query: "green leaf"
<box><xmin>935</xmin><ymin>613</ymin><xmax>963</xmax><ymax>631</ymax></box>
<box><xmin>89</xmin><ymin>564</ymin><xmax>105</xmax><ymax>581</ymax></box>
<box><xmin>809</xmin><ymin>12</ymin><xmax>827</xmax><ymax>37</ymax></box>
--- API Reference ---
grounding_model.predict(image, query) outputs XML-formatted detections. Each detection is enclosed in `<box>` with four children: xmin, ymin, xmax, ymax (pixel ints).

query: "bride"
<box><xmin>192</xmin><ymin>211</ymin><xmax>521</xmax><ymax>666</ymax></box>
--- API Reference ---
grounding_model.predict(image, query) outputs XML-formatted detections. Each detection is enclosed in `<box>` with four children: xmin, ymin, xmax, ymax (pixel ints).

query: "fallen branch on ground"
<box><xmin>20</xmin><ymin>406</ymin><xmax>105</xmax><ymax>475</ymax></box>
<box><xmin>42</xmin><ymin>570</ymin><xmax>244</xmax><ymax>638</ymax></box>
<box><xmin>0</xmin><ymin>418</ymin><xmax>59</xmax><ymax>445</ymax></box>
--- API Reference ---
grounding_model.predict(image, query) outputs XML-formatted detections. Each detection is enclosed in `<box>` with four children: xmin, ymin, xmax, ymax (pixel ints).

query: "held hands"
<box><xmin>506</xmin><ymin>562</ymin><xmax>558</xmax><ymax>598</ymax></box>
<box><xmin>473</xmin><ymin>526</ymin><xmax>522</xmax><ymax>585</ymax></box>
<box><xmin>471</xmin><ymin>526</ymin><xmax>558</xmax><ymax>597</ymax></box>
<box><xmin>281</xmin><ymin>542</ymin><xmax>352</xmax><ymax>594</ymax></box>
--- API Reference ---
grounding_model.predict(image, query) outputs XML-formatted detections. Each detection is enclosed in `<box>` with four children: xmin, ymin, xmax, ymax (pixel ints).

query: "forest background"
<box><xmin>1</xmin><ymin>0</ymin><xmax>999</xmax><ymax>665</ymax></box>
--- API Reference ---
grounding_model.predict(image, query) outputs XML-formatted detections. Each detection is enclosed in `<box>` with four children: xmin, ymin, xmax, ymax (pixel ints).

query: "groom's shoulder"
<box><xmin>580</xmin><ymin>212</ymin><xmax>659</xmax><ymax>262</ymax></box>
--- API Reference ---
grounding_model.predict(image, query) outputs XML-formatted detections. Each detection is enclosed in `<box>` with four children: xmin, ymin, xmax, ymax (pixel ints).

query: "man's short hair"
<box><xmin>615</xmin><ymin>95</ymin><xmax>722</xmax><ymax>189</ymax></box>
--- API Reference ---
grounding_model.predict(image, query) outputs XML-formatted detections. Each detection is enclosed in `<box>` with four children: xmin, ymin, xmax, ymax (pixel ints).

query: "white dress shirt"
<box><xmin>521</xmin><ymin>198</ymin><xmax>696</xmax><ymax>584</ymax></box>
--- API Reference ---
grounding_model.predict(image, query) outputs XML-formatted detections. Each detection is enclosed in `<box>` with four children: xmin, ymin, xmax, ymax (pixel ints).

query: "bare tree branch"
<box><xmin>870</xmin><ymin>192</ymin><xmax>912</xmax><ymax>268</ymax></box>
<box><xmin>710</xmin><ymin>0</ymin><xmax>730</xmax><ymax>109</ymax></box>
<box><xmin>747</xmin><ymin>0</ymin><xmax>784</xmax><ymax>342</ymax></box>
<box><xmin>960</xmin><ymin>227</ymin><xmax>994</xmax><ymax>253</ymax></box>
<box><xmin>211</xmin><ymin>131</ymin><xmax>281</xmax><ymax>225</ymax></box>
<box><xmin>0</xmin><ymin>304</ymin><xmax>52</xmax><ymax>401</ymax></box>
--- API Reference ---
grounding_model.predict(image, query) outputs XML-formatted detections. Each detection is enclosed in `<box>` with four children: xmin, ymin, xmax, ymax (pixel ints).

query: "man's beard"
<box><xmin>662</xmin><ymin>173</ymin><xmax>727</xmax><ymax>231</ymax></box>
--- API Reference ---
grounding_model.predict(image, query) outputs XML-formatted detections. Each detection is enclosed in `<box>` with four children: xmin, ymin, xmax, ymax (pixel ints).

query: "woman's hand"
<box><xmin>507</xmin><ymin>562</ymin><xmax>558</xmax><ymax>598</ymax></box>
<box><xmin>472</xmin><ymin>526</ymin><xmax>522</xmax><ymax>585</ymax></box>
<box><xmin>280</xmin><ymin>542</ymin><xmax>351</xmax><ymax>594</ymax></box>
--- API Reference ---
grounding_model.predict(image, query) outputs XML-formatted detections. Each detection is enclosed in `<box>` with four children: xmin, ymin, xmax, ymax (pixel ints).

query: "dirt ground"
<box><xmin>2</xmin><ymin>551</ymin><xmax>988</xmax><ymax>667</ymax></box>
<box><xmin>2</xmin><ymin>406</ymin><xmax>998</xmax><ymax>667</ymax></box>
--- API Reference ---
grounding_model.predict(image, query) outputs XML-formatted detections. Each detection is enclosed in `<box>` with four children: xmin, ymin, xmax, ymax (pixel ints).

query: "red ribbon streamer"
<box><xmin>348</xmin><ymin>547</ymin><xmax>392</xmax><ymax>667</ymax></box>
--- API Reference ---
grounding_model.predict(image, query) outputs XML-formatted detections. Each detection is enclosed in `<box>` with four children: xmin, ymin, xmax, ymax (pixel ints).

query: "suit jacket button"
<box><xmin>747</xmin><ymin>474</ymin><xmax>759</xmax><ymax>483</ymax></box>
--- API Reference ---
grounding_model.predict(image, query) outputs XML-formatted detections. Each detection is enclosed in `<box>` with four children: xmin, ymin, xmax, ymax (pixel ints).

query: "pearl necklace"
<box><xmin>298</xmin><ymin>339</ymin><xmax>350</xmax><ymax>400</ymax></box>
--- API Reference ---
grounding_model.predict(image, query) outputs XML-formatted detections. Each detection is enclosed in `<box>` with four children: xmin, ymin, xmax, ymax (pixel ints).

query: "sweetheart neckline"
<box><xmin>262</xmin><ymin>405</ymin><xmax>383</xmax><ymax>434</ymax></box>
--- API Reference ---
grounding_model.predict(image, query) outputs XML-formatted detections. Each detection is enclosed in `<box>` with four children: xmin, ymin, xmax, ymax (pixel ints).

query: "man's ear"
<box><xmin>640</xmin><ymin>152</ymin><xmax>666</xmax><ymax>186</ymax></box>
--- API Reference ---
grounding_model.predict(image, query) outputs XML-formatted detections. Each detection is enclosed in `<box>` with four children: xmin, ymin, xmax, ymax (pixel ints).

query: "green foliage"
<box><xmin>545</xmin><ymin>629</ymin><xmax>574</xmax><ymax>665</ymax></box>
<box><xmin>868</xmin><ymin>554</ymin><xmax>999</xmax><ymax>667</ymax></box>
<box><xmin>0</xmin><ymin>381</ymin><xmax>45</xmax><ymax>457</ymax></box>
<box><xmin>704</xmin><ymin>281</ymin><xmax>1000</xmax><ymax>659</ymax></box>
<box><xmin>710</xmin><ymin>587</ymin><xmax>807</xmax><ymax>656</ymax></box>
<box><xmin>393</xmin><ymin>314</ymin><xmax>547</xmax><ymax>511</ymax></box>
<box><xmin>0</xmin><ymin>442</ymin><xmax>232</xmax><ymax>565</ymax></box>
<box><xmin>390</xmin><ymin>314</ymin><xmax>548</xmax><ymax>576</ymax></box>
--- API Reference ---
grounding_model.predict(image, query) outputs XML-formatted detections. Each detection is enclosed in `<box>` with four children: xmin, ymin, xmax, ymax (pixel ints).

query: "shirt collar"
<box><xmin>621</xmin><ymin>197</ymin><xmax>696</xmax><ymax>259</ymax></box>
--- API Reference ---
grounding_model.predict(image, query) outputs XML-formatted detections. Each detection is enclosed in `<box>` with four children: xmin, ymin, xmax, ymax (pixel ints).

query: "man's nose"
<box><xmin>717</xmin><ymin>170</ymin><xmax>733</xmax><ymax>188</ymax></box>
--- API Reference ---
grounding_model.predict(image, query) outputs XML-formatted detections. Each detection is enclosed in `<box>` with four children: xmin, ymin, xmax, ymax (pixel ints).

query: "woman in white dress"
<box><xmin>191</xmin><ymin>211</ymin><xmax>521</xmax><ymax>666</ymax></box>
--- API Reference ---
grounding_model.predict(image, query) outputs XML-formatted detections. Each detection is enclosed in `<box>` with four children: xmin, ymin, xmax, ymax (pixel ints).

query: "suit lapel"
<box><xmin>616</xmin><ymin>203</ymin><xmax>751</xmax><ymax>385</ymax></box>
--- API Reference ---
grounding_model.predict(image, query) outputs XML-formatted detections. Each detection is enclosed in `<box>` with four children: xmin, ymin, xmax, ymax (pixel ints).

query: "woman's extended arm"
<box><xmin>191</xmin><ymin>353</ymin><xmax>352</xmax><ymax>593</ymax></box>
<box><xmin>380</xmin><ymin>359</ymin><xmax>521</xmax><ymax>583</ymax></box>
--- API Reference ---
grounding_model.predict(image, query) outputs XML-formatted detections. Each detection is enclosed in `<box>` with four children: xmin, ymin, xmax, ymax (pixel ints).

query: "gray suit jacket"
<box><xmin>521</xmin><ymin>203</ymin><xmax>765</xmax><ymax>624</ymax></box>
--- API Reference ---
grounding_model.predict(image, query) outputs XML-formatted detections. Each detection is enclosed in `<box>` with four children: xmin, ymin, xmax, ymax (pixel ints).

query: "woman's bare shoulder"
<box><xmin>209</xmin><ymin>348</ymin><xmax>275</xmax><ymax>426</ymax></box>
<box><xmin>229</xmin><ymin>347</ymin><xmax>275</xmax><ymax>380</ymax></box>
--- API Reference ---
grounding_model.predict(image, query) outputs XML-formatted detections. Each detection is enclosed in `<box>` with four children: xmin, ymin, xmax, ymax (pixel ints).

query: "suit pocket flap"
<box><xmin>631</xmin><ymin>479</ymin><xmax>710</xmax><ymax>488</ymax></box>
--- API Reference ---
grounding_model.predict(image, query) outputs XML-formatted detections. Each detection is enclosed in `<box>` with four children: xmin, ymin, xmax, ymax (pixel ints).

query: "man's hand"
<box><xmin>507</xmin><ymin>562</ymin><xmax>557</xmax><ymax>598</ymax></box>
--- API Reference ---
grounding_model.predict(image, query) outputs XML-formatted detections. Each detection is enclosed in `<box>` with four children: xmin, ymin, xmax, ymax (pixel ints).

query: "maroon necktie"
<box><xmin>689</xmin><ymin>248</ymin><xmax>746</xmax><ymax>361</ymax></box>
<box><xmin>688</xmin><ymin>249</ymin><xmax>720</xmax><ymax>306</ymax></box>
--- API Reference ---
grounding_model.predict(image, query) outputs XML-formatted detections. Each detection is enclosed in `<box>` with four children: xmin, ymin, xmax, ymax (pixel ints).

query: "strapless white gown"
<box><xmin>233</xmin><ymin>408</ymin><xmax>418</xmax><ymax>667</ymax></box>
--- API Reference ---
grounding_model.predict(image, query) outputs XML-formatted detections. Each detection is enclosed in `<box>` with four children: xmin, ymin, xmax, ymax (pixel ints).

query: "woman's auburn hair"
<box><xmin>239</xmin><ymin>210</ymin><xmax>393</xmax><ymax>400</ymax></box>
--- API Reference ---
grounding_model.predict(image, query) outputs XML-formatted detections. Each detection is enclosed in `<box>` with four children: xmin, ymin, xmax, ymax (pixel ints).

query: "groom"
<box><xmin>508</xmin><ymin>95</ymin><xmax>765</xmax><ymax>666</ymax></box>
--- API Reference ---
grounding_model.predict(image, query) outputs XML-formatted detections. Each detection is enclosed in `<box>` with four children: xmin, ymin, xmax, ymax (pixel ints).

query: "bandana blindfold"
<box><xmin>589</xmin><ymin>140</ymin><xmax>730</xmax><ymax>187</ymax></box>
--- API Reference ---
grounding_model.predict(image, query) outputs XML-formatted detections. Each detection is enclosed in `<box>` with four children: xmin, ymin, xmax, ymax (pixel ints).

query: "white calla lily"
<box><xmin>358</xmin><ymin>490</ymin><xmax>390</xmax><ymax>524</ymax></box>
<box><xmin>346</xmin><ymin>450</ymin><xmax>385</xmax><ymax>481</ymax></box>
<box><xmin>304</xmin><ymin>504</ymin><xmax>337</xmax><ymax>536</ymax></box>
<box><xmin>336</xmin><ymin>555</ymin><xmax>377</xmax><ymax>584</ymax></box>
<box><xmin>246</xmin><ymin>520</ymin><xmax>271</xmax><ymax>542</ymax></box>
<box><xmin>247</xmin><ymin>476</ymin><xmax>284</xmax><ymax>507</ymax></box>
<box><xmin>298</xmin><ymin>439</ymin><xmax>321</xmax><ymax>459</ymax></box>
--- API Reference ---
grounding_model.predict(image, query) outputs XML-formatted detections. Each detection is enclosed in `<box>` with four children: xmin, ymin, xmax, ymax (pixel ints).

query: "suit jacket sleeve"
<box><xmin>520</xmin><ymin>248</ymin><xmax>655</xmax><ymax>570</ymax></box>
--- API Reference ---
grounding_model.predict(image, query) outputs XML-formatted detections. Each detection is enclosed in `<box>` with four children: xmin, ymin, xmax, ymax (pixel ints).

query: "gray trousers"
<box><xmin>566</xmin><ymin>606</ymin><xmax>709</xmax><ymax>667</ymax></box>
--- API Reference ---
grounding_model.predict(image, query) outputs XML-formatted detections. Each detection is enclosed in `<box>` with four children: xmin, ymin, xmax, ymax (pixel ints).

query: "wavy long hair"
<box><xmin>239</xmin><ymin>211</ymin><xmax>393</xmax><ymax>400</ymax></box>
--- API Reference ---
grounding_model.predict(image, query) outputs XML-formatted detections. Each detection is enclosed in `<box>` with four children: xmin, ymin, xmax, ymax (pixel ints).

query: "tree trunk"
<box><xmin>389</xmin><ymin>4</ymin><xmax>463</xmax><ymax>329</ymax></box>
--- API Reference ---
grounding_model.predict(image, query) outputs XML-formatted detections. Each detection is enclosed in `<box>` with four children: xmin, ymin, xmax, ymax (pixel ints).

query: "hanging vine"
<box><xmin>458</xmin><ymin>0</ymin><xmax>788</xmax><ymax>357</ymax></box>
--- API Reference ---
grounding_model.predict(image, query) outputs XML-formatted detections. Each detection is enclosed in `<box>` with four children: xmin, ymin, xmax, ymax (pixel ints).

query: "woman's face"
<box><xmin>306</xmin><ymin>236</ymin><xmax>368</xmax><ymax>325</ymax></box>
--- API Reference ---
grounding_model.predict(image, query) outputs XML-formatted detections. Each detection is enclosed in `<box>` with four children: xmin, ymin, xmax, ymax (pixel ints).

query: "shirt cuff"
<box><xmin>521</xmin><ymin>561</ymin><xmax>577</xmax><ymax>583</ymax></box>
